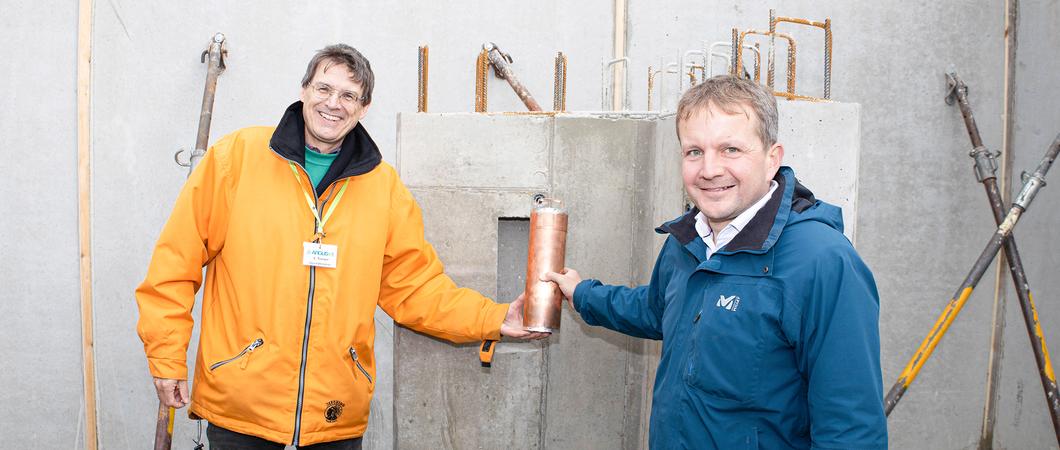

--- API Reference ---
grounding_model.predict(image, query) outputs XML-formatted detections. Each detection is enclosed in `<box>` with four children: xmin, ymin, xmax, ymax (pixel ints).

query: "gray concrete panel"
<box><xmin>632</xmin><ymin>115</ymin><xmax>682</xmax><ymax>448</ymax></box>
<box><xmin>994</xmin><ymin>1</ymin><xmax>1060</xmax><ymax>447</ymax></box>
<box><xmin>545</xmin><ymin>116</ymin><xmax>646</xmax><ymax>449</ymax></box>
<box><xmin>0</xmin><ymin>1</ymin><xmax>84</xmax><ymax>447</ymax></box>
<box><xmin>778</xmin><ymin>101</ymin><xmax>861</xmax><ymax>242</ymax></box>
<box><xmin>394</xmin><ymin>188</ymin><xmax>547</xmax><ymax>449</ymax></box>
<box><xmin>398</xmin><ymin>114</ymin><xmax>552</xmax><ymax>189</ymax></box>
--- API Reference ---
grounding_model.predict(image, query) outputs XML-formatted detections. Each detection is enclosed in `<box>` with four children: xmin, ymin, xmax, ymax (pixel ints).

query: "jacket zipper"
<box><xmin>349</xmin><ymin>348</ymin><xmax>373</xmax><ymax>384</ymax></box>
<box><xmin>272</xmin><ymin>147</ymin><xmax>343</xmax><ymax>447</ymax></box>
<box><xmin>291</xmin><ymin>159</ymin><xmax>315</xmax><ymax>447</ymax></box>
<box><xmin>209</xmin><ymin>338</ymin><xmax>264</xmax><ymax>371</ymax></box>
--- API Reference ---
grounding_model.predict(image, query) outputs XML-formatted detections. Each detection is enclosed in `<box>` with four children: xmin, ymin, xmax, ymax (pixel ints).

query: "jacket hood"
<box><xmin>269</xmin><ymin>101</ymin><xmax>383</xmax><ymax>196</ymax></box>
<box><xmin>656</xmin><ymin>166</ymin><xmax>844</xmax><ymax>254</ymax></box>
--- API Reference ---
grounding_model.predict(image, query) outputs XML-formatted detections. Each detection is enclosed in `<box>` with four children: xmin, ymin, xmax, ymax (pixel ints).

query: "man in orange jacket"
<box><xmin>136</xmin><ymin>43</ymin><xmax>545</xmax><ymax>449</ymax></box>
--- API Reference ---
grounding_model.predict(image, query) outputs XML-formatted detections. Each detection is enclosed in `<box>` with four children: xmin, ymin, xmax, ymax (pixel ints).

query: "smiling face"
<box><xmin>679</xmin><ymin>102</ymin><xmax>783</xmax><ymax>233</ymax></box>
<box><xmin>300</xmin><ymin>60</ymin><xmax>370</xmax><ymax>153</ymax></box>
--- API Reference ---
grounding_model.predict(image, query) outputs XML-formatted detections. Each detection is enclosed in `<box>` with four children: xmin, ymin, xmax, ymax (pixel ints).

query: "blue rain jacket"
<box><xmin>573</xmin><ymin>167</ymin><xmax>887</xmax><ymax>450</ymax></box>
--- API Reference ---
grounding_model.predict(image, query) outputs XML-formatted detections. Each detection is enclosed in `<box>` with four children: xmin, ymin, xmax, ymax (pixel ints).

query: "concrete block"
<box><xmin>398</xmin><ymin>113</ymin><xmax>552</xmax><ymax>190</ymax></box>
<box><xmin>778</xmin><ymin>101</ymin><xmax>862</xmax><ymax>242</ymax></box>
<box><xmin>394</xmin><ymin>107</ymin><xmax>861</xmax><ymax>449</ymax></box>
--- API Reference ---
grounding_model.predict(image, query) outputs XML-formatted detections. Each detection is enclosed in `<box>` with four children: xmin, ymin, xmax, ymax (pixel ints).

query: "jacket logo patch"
<box><xmin>325</xmin><ymin>400</ymin><xmax>345</xmax><ymax>423</ymax></box>
<box><xmin>716</xmin><ymin>294</ymin><xmax>741</xmax><ymax>312</ymax></box>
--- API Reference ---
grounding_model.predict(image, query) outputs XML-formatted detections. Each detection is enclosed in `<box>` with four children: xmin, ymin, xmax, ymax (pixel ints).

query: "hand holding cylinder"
<box><xmin>523</xmin><ymin>197</ymin><xmax>568</xmax><ymax>333</ymax></box>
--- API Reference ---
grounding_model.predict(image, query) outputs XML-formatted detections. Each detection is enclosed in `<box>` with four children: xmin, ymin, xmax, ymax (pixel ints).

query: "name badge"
<box><xmin>303</xmin><ymin>242</ymin><xmax>338</xmax><ymax>268</ymax></box>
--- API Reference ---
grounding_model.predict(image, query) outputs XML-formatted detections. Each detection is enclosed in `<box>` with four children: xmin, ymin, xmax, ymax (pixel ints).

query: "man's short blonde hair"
<box><xmin>676</xmin><ymin>75</ymin><xmax>778</xmax><ymax>148</ymax></box>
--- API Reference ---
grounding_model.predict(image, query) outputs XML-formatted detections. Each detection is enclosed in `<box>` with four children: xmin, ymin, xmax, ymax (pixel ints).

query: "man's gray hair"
<box><xmin>301</xmin><ymin>44</ymin><xmax>375</xmax><ymax>105</ymax></box>
<box><xmin>676</xmin><ymin>75</ymin><xmax>778</xmax><ymax>148</ymax></box>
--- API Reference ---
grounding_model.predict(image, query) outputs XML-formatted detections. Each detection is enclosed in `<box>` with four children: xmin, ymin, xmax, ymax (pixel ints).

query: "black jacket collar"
<box><xmin>269</xmin><ymin>101</ymin><xmax>382</xmax><ymax>196</ymax></box>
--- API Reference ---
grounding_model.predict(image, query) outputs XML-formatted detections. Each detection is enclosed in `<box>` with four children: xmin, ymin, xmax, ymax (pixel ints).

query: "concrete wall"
<box><xmin>2</xmin><ymin>0</ymin><xmax>1059</xmax><ymax>448</ymax></box>
<box><xmin>0</xmin><ymin>1</ymin><xmax>86</xmax><ymax>448</ymax></box>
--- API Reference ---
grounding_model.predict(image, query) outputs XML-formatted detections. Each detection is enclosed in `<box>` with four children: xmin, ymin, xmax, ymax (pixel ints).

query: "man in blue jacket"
<box><xmin>545</xmin><ymin>75</ymin><xmax>887</xmax><ymax>449</ymax></box>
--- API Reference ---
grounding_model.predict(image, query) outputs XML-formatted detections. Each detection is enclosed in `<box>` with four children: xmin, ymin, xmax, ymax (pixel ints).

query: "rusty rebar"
<box><xmin>738</xmin><ymin>29</ymin><xmax>796</xmax><ymax>94</ymax></box>
<box><xmin>771</xmin><ymin>10</ymin><xmax>833</xmax><ymax>99</ymax></box>
<box><xmin>417</xmin><ymin>45</ymin><xmax>428</xmax><ymax>113</ymax></box>
<box><xmin>475</xmin><ymin>49</ymin><xmax>488</xmax><ymax>112</ymax></box>
<box><xmin>730</xmin><ymin>28</ymin><xmax>739</xmax><ymax>76</ymax></box>
<box><xmin>553</xmin><ymin>52</ymin><xmax>567</xmax><ymax>112</ymax></box>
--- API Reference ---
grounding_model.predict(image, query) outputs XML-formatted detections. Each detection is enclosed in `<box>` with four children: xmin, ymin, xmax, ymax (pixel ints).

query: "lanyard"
<box><xmin>288</xmin><ymin>162</ymin><xmax>349</xmax><ymax>242</ymax></box>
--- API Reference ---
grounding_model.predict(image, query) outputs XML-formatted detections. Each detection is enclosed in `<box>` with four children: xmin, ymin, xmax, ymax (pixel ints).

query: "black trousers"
<box><xmin>207</xmin><ymin>423</ymin><xmax>363</xmax><ymax>450</ymax></box>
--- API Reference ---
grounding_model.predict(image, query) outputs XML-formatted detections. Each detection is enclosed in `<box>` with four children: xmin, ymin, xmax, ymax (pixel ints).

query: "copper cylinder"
<box><xmin>524</xmin><ymin>197</ymin><xmax>567</xmax><ymax>333</ymax></box>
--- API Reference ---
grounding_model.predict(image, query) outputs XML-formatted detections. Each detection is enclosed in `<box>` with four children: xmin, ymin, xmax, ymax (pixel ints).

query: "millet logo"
<box><xmin>325</xmin><ymin>400</ymin><xmax>345</xmax><ymax>423</ymax></box>
<box><xmin>716</xmin><ymin>294</ymin><xmax>741</xmax><ymax>312</ymax></box>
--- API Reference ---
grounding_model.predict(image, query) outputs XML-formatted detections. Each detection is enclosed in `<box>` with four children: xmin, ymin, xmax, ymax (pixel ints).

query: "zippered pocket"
<box><xmin>348</xmin><ymin>347</ymin><xmax>373</xmax><ymax>385</ymax></box>
<box><xmin>210</xmin><ymin>338</ymin><xmax>264</xmax><ymax>371</ymax></box>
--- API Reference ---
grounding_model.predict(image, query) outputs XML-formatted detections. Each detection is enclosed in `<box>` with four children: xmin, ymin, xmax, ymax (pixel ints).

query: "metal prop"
<box><xmin>484</xmin><ymin>42</ymin><xmax>543</xmax><ymax>112</ymax></box>
<box><xmin>174</xmin><ymin>33</ymin><xmax>228</xmax><ymax>175</ymax></box>
<box><xmin>884</xmin><ymin>131</ymin><xmax>1060</xmax><ymax>422</ymax></box>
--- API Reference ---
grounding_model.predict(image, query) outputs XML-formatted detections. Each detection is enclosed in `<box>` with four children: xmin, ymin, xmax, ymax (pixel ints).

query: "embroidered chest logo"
<box><xmin>325</xmin><ymin>400</ymin><xmax>345</xmax><ymax>423</ymax></box>
<box><xmin>716</xmin><ymin>294</ymin><xmax>741</xmax><ymax>312</ymax></box>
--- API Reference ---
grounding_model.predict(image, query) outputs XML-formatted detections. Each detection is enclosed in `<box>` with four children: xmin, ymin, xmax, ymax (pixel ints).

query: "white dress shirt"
<box><xmin>694</xmin><ymin>180</ymin><xmax>779</xmax><ymax>260</ymax></box>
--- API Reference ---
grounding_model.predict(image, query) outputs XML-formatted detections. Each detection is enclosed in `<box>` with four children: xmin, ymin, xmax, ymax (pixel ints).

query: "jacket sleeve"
<box><xmin>375</xmin><ymin>175</ymin><xmax>508</xmax><ymax>343</ymax></box>
<box><xmin>795</xmin><ymin>244</ymin><xmax>887</xmax><ymax>450</ymax></box>
<box><xmin>571</xmin><ymin>246</ymin><xmax>669</xmax><ymax>340</ymax></box>
<box><xmin>135</xmin><ymin>138</ymin><xmax>234</xmax><ymax>380</ymax></box>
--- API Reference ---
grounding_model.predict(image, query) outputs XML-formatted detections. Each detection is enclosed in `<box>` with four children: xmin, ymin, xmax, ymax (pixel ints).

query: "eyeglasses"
<box><xmin>309</xmin><ymin>82</ymin><xmax>364</xmax><ymax>107</ymax></box>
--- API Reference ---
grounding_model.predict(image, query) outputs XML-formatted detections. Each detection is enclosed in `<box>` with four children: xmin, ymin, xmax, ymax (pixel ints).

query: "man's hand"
<box><xmin>153</xmin><ymin>377</ymin><xmax>189</xmax><ymax>408</ymax></box>
<box><xmin>500</xmin><ymin>293</ymin><xmax>551</xmax><ymax>340</ymax></box>
<box><xmin>542</xmin><ymin>267</ymin><xmax>582</xmax><ymax>310</ymax></box>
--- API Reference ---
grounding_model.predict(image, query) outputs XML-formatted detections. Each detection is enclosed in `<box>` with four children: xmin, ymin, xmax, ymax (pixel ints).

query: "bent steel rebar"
<box><xmin>602</xmin><ymin>57</ymin><xmax>631</xmax><ymax>111</ymax></box>
<box><xmin>174</xmin><ymin>33</ymin><xmax>227</xmax><ymax>175</ymax></box>
<box><xmin>734</xmin><ymin>29</ymin><xmax>796</xmax><ymax>96</ymax></box>
<box><xmin>707</xmin><ymin>41</ymin><xmax>760</xmax><ymax>80</ymax></box>
<box><xmin>944</xmin><ymin>71</ymin><xmax>1060</xmax><ymax>444</ymax></box>
<box><xmin>770</xmin><ymin>9</ymin><xmax>832</xmax><ymax>99</ymax></box>
<box><xmin>884</xmin><ymin>133</ymin><xmax>1060</xmax><ymax>422</ymax></box>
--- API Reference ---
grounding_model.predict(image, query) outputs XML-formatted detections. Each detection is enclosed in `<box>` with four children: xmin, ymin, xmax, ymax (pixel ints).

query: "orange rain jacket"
<box><xmin>136</xmin><ymin>102</ymin><xmax>508</xmax><ymax>445</ymax></box>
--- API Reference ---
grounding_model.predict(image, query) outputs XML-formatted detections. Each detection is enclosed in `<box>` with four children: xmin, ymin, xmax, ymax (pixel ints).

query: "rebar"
<box><xmin>771</xmin><ymin>9</ymin><xmax>833</xmax><ymax>99</ymax></box>
<box><xmin>738</xmin><ymin>30</ymin><xmax>796</xmax><ymax>94</ymax></box>
<box><xmin>602</xmin><ymin>57</ymin><xmax>630</xmax><ymax>111</ymax></box>
<box><xmin>417</xmin><ymin>45</ymin><xmax>428</xmax><ymax>113</ymax></box>
<box><xmin>475</xmin><ymin>49</ymin><xmax>489</xmax><ymax>112</ymax></box>
<box><xmin>553</xmin><ymin>52</ymin><xmax>567</xmax><ymax>112</ymax></box>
